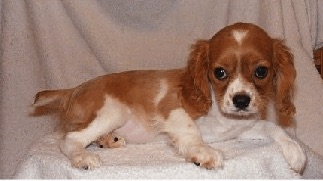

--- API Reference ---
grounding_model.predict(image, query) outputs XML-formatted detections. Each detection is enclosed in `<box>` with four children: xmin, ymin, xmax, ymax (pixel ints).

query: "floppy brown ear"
<box><xmin>273</xmin><ymin>39</ymin><xmax>297</xmax><ymax>127</ymax></box>
<box><xmin>180</xmin><ymin>40</ymin><xmax>212</xmax><ymax>119</ymax></box>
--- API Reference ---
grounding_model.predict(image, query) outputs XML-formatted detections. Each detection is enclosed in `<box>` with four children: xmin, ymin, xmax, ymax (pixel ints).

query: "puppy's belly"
<box><xmin>114</xmin><ymin>120</ymin><xmax>161</xmax><ymax>144</ymax></box>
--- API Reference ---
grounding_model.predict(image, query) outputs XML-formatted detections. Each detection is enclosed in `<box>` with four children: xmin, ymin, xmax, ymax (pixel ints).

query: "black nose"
<box><xmin>233</xmin><ymin>94</ymin><xmax>251</xmax><ymax>110</ymax></box>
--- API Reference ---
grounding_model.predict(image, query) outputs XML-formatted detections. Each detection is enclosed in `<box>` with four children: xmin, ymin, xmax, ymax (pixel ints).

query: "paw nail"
<box><xmin>99</xmin><ymin>145</ymin><xmax>103</xmax><ymax>148</ymax></box>
<box><xmin>114</xmin><ymin>137</ymin><xmax>119</xmax><ymax>142</ymax></box>
<box><xmin>194</xmin><ymin>162</ymin><xmax>200</xmax><ymax>166</ymax></box>
<box><xmin>83</xmin><ymin>166</ymin><xmax>89</xmax><ymax>170</ymax></box>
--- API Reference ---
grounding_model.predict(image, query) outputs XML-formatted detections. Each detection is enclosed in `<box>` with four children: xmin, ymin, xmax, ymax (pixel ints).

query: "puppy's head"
<box><xmin>184</xmin><ymin>22</ymin><xmax>296</xmax><ymax>126</ymax></box>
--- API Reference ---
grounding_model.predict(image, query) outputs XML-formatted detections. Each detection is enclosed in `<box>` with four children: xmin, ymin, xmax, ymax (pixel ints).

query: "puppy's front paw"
<box><xmin>187</xmin><ymin>145</ymin><xmax>223</xmax><ymax>170</ymax></box>
<box><xmin>71</xmin><ymin>152</ymin><xmax>101</xmax><ymax>170</ymax></box>
<box><xmin>282</xmin><ymin>139</ymin><xmax>306</xmax><ymax>173</ymax></box>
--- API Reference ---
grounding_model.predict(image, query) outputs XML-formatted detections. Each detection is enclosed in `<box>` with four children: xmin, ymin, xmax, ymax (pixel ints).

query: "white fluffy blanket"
<box><xmin>13</xmin><ymin>119</ymin><xmax>323</xmax><ymax>179</ymax></box>
<box><xmin>13</xmin><ymin>134</ymin><xmax>300</xmax><ymax>179</ymax></box>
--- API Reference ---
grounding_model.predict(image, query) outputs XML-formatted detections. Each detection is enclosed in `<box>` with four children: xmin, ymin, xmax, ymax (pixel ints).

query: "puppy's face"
<box><xmin>207</xmin><ymin>24</ymin><xmax>275</xmax><ymax>118</ymax></box>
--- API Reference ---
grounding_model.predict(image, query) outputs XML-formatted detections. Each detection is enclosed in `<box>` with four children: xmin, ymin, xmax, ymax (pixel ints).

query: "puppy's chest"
<box><xmin>198</xmin><ymin>103</ymin><xmax>257</xmax><ymax>142</ymax></box>
<box><xmin>198</xmin><ymin>116</ymin><xmax>256</xmax><ymax>142</ymax></box>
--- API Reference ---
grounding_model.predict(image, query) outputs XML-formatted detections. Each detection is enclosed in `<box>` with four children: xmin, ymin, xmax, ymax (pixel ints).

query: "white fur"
<box><xmin>232</xmin><ymin>30</ymin><xmax>248</xmax><ymax>45</ymax></box>
<box><xmin>222</xmin><ymin>77</ymin><xmax>257</xmax><ymax>114</ymax></box>
<box><xmin>154</xmin><ymin>79</ymin><xmax>168</xmax><ymax>105</ymax></box>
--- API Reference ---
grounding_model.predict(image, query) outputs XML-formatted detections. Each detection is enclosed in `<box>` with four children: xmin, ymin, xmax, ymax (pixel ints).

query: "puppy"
<box><xmin>31</xmin><ymin>22</ymin><xmax>305</xmax><ymax>172</ymax></box>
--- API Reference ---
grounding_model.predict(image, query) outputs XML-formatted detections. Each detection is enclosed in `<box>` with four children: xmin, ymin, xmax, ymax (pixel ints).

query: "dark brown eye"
<box><xmin>214</xmin><ymin>67</ymin><xmax>228</xmax><ymax>80</ymax></box>
<box><xmin>254</xmin><ymin>66</ymin><xmax>268</xmax><ymax>79</ymax></box>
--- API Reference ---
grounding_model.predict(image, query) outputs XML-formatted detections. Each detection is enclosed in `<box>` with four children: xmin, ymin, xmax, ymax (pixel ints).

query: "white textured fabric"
<box><xmin>1</xmin><ymin>0</ymin><xmax>323</xmax><ymax>178</ymax></box>
<box><xmin>12</xmin><ymin>132</ymin><xmax>302</xmax><ymax>179</ymax></box>
<box><xmin>13</xmin><ymin>118</ymin><xmax>323</xmax><ymax>179</ymax></box>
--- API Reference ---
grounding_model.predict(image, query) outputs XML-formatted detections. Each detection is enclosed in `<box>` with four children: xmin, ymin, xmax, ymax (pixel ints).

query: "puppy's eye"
<box><xmin>254</xmin><ymin>66</ymin><xmax>268</xmax><ymax>79</ymax></box>
<box><xmin>214</xmin><ymin>68</ymin><xmax>228</xmax><ymax>80</ymax></box>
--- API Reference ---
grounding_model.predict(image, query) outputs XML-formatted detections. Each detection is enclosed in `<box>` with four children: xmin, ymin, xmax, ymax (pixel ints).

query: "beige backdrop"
<box><xmin>1</xmin><ymin>0</ymin><xmax>323</xmax><ymax>178</ymax></box>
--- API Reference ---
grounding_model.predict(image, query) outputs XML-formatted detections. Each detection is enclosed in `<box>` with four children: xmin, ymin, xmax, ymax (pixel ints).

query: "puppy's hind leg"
<box><xmin>60</xmin><ymin>97</ymin><xmax>128</xmax><ymax>170</ymax></box>
<box><xmin>61</xmin><ymin>119</ymin><xmax>123</xmax><ymax>169</ymax></box>
<box><xmin>60</xmin><ymin>131</ymin><xmax>101</xmax><ymax>170</ymax></box>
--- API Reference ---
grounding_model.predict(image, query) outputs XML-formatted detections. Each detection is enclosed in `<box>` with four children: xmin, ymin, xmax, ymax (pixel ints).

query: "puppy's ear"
<box><xmin>273</xmin><ymin>39</ymin><xmax>296</xmax><ymax>127</ymax></box>
<box><xmin>180</xmin><ymin>40</ymin><xmax>211</xmax><ymax>119</ymax></box>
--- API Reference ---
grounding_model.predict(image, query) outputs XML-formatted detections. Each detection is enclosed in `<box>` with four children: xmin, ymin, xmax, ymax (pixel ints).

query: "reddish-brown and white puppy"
<box><xmin>31</xmin><ymin>23</ymin><xmax>305</xmax><ymax>172</ymax></box>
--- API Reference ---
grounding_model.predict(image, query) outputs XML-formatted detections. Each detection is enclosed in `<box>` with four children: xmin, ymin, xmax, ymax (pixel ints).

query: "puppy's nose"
<box><xmin>233</xmin><ymin>94</ymin><xmax>250</xmax><ymax>110</ymax></box>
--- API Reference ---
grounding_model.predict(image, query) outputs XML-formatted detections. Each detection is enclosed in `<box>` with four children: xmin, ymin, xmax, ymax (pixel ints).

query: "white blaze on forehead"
<box><xmin>232</xmin><ymin>30</ymin><xmax>248</xmax><ymax>45</ymax></box>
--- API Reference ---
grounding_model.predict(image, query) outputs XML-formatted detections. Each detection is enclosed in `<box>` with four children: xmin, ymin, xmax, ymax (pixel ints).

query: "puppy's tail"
<box><xmin>30</xmin><ymin>89</ymin><xmax>72</xmax><ymax>116</ymax></box>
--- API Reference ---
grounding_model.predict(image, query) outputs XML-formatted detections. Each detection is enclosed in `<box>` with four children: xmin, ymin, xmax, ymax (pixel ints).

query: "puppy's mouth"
<box><xmin>221</xmin><ymin>105</ymin><xmax>258</xmax><ymax>119</ymax></box>
<box><xmin>232</xmin><ymin>108</ymin><xmax>257</xmax><ymax>115</ymax></box>
<box><xmin>222</xmin><ymin>109</ymin><xmax>258</xmax><ymax>120</ymax></box>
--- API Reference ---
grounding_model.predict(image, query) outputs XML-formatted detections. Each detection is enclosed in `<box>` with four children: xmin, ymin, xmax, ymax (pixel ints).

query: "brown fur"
<box><xmin>32</xmin><ymin>70</ymin><xmax>188</xmax><ymax>133</ymax></box>
<box><xmin>180</xmin><ymin>40</ymin><xmax>212</xmax><ymax>119</ymax></box>
<box><xmin>272</xmin><ymin>40</ymin><xmax>296</xmax><ymax>127</ymax></box>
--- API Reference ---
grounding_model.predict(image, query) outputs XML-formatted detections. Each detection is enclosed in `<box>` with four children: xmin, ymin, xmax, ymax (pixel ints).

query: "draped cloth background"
<box><xmin>1</xmin><ymin>0</ymin><xmax>323</xmax><ymax>178</ymax></box>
